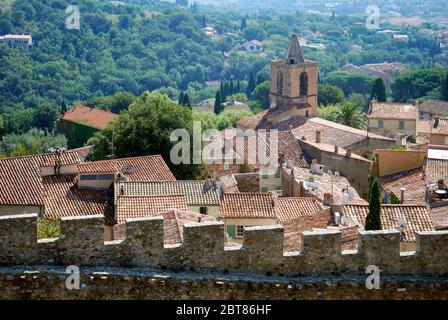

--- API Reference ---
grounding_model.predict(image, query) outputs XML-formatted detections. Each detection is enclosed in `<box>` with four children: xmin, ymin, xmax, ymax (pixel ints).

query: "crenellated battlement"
<box><xmin>1</xmin><ymin>213</ymin><xmax>448</xmax><ymax>277</ymax></box>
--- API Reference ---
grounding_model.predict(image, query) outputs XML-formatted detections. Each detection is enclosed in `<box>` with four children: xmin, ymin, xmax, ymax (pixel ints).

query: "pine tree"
<box><xmin>441</xmin><ymin>72</ymin><xmax>448</xmax><ymax>101</ymax></box>
<box><xmin>178</xmin><ymin>91</ymin><xmax>184</xmax><ymax>105</ymax></box>
<box><xmin>182</xmin><ymin>93</ymin><xmax>192</xmax><ymax>108</ymax></box>
<box><xmin>365</xmin><ymin>178</ymin><xmax>382</xmax><ymax>230</ymax></box>
<box><xmin>370</xmin><ymin>78</ymin><xmax>387</xmax><ymax>102</ymax></box>
<box><xmin>247</xmin><ymin>72</ymin><xmax>256</xmax><ymax>98</ymax></box>
<box><xmin>214</xmin><ymin>90</ymin><xmax>223</xmax><ymax>114</ymax></box>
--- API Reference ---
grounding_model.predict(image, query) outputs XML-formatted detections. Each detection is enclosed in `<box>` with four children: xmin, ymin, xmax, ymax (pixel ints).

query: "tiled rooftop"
<box><xmin>78</xmin><ymin>155</ymin><xmax>176</xmax><ymax>181</ymax></box>
<box><xmin>116</xmin><ymin>195</ymin><xmax>188</xmax><ymax>224</ymax></box>
<box><xmin>341</xmin><ymin>204</ymin><xmax>435</xmax><ymax>242</ymax></box>
<box><xmin>42</xmin><ymin>174</ymin><xmax>114</xmax><ymax>225</ymax></box>
<box><xmin>0</xmin><ymin>151</ymin><xmax>81</xmax><ymax>206</ymax></box>
<box><xmin>368</xmin><ymin>102</ymin><xmax>417</xmax><ymax>120</ymax></box>
<box><xmin>425</xmin><ymin>158</ymin><xmax>448</xmax><ymax>181</ymax></box>
<box><xmin>380</xmin><ymin>168</ymin><xmax>427</xmax><ymax>204</ymax></box>
<box><xmin>419</xmin><ymin>99</ymin><xmax>448</xmax><ymax>114</ymax></box>
<box><xmin>62</xmin><ymin>105</ymin><xmax>118</xmax><ymax>130</ymax></box>
<box><xmin>114</xmin><ymin>180</ymin><xmax>221</xmax><ymax>206</ymax></box>
<box><xmin>219</xmin><ymin>193</ymin><xmax>275</xmax><ymax>219</ymax></box>
<box><xmin>276</xmin><ymin>197</ymin><xmax>322</xmax><ymax>223</ymax></box>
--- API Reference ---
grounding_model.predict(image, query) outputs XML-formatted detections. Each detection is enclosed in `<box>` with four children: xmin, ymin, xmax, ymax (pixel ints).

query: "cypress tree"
<box><xmin>241</xmin><ymin>17</ymin><xmax>247</xmax><ymax>30</ymax></box>
<box><xmin>214</xmin><ymin>90</ymin><xmax>223</xmax><ymax>114</ymax></box>
<box><xmin>365</xmin><ymin>178</ymin><xmax>382</xmax><ymax>230</ymax></box>
<box><xmin>223</xmin><ymin>82</ymin><xmax>230</xmax><ymax>101</ymax></box>
<box><xmin>178</xmin><ymin>91</ymin><xmax>185</xmax><ymax>105</ymax></box>
<box><xmin>247</xmin><ymin>72</ymin><xmax>256</xmax><ymax>98</ymax></box>
<box><xmin>370</xmin><ymin>78</ymin><xmax>387</xmax><ymax>102</ymax></box>
<box><xmin>61</xmin><ymin>100</ymin><xmax>67</xmax><ymax>114</ymax></box>
<box><xmin>441</xmin><ymin>72</ymin><xmax>448</xmax><ymax>101</ymax></box>
<box><xmin>229</xmin><ymin>80</ymin><xmax>234</xmax><ymax>95</ymax></box>
<box><xmin>182</xmin><ymin>93</ymin><xmax>192</xmax><ymax>108</ymax></box>
<box><xmin>236</xmin><ymin>80</ymin><xmax>241</xmax><ymax>93</ymax></box>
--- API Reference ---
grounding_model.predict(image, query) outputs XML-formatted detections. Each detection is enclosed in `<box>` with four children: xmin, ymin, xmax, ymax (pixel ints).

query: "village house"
<box><xmin>367</xmin><ymin>101</ymin><xmax>418</xmax><ymax>143</ymax></box>
<box><xmin>429</xmin><ymin>116</ymin><xmax>448</xmax><ymax>145</ymax></box>
<box><xmin>0</xmin><ymin>34</ymin><xmax>33</xmax><ymax>48</ymax></box>
<box><xmin>240</xmin><ymin>40</ymin><xmax>263</xmax><ymax>53</ymax></box>
<box><xmin>340</xmin><ymin>62</ymin><xmax>407</xmax><ymax>86</ymax></box>
<box><xmin>340</xmin><ymin>204</ymin><xmax>435</xmax><ymax>251</ymax></box>
<box><xmin>298</xmin><ymin>134</ymin><xmax>372</xmax><ymax>198</ymax></box>
<box><xmin>281</xmin><ymin>165</ymin><xmax>367</xmax><ymax>207</ymax></box>
<box><xmin>114</xmin><ymin>180</ymin><xmax>221</xmax><ymax>217</ymax></box>
<box><xmin>60</xmin><ymin>105</ymin><xmax>118</xmax><ymax>148</ymax></box>
<box><xmin>418</xmin><ymin>99</ymin><xmax>448</xmax><ymax>120</ymax></box>
<box><xmin>218</xmin><ymin>192</ymin><xmax>322</xmax><ymax>241</ymax></box>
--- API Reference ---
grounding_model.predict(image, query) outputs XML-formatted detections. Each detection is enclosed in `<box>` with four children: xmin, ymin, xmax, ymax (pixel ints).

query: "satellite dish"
<box><xmin>342</xmin><ymin>187</ymin><xmax>355</xmax><ymax>205</ymax></box>
<box><xmin>398</xmin><ymin>219</ymin><xmax>407</xmax><ymax>228</ymax></box>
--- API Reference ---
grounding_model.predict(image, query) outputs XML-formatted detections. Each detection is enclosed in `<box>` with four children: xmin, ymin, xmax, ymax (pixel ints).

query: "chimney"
<box><xmin>345</xmin><ymin>148</ymin><xmax>352</xmax><ymax>157</ymax></box>
<box><xmin>434</xmin><ymin>115</ymin><xmax>440</xmax><ymax>128</ymax></box>
<box><xmin>400</xmin><ymin>187</ymin><xmax>405</xmax><ymax>203</ymax></box>
<box><xmin>315</xmin><ymin>130</ymin><xmax>321</xmax><ymax>143</ymax></box>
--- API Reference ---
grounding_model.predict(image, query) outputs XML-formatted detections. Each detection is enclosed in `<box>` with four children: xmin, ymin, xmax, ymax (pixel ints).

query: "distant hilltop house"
<box><xmin>0</xmin><ymin>34</ymin><xmax>33</xmax><ymax>48</ymax></box>
<box><xmin>60</xmin><ymin>105</ymin><xmax>118</xmax><ymax>149</ymax></box>
<box><xmin>340</xmin><ymin>62</ymin><xmax>407</xmax><ymax>86</ymax></box>
<box><xmin>240</xmin><ymin>40</ymin><xmax>263</xmax><ymax>53</ymax></box>
<box><xmin>201</xmin><ymin>26</ymin><xmax>217</xmax><ymax>37</ymax></box>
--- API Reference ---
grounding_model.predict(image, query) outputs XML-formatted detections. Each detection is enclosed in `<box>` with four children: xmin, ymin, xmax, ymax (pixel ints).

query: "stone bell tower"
<box><xmin>269</xmin><ymin>34</ymin><xmax>318</xmax><ymax>118</ymax></box>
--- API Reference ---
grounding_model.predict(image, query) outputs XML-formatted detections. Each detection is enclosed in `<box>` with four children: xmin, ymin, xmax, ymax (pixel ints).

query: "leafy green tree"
<box><xmin>324</xmin><ymin>72</ymin><xmax>375</xmax><ymax>96</ymax></box>
<box><xmin>33</xmin><ymin>103</ymin><xmax>59</xmax><ymax>131</ymax></box>
<box><xmin>246</xmin><ymin>72</ymin><xmax>256</xmax><ymax>97</ymax></box>
<box><xmin>318</xmin><ymin>84</ymin><xmax>346</xmax><ymax>106</ymax></box>
<box><xmin>365</xmin><ymin>178</ymin><xmax>382</xmax><ymax>231</ymax></box>
<box><xmin>333</xmin><ymin>102</ymin><xmax>366</xmax><ymax>129</ymax></box>
<box><xmin>441</xmin><ymin>72</ymin><xmax>448</xmax><ymax>101</ymax></box>
<box><xmin>251</xmin><ymin>81</ymin><xmax>270</xmax><ymax>108</ymax></box>
<box><xmin>214</xmin><ymin>90</ymin><xmax>223</xmax><ymax>115</ymax></box>
<box><xmin>88</xmin><ymin>91</ymin><xmax>202</xmax><ymax>180</ymax></box>
<box><xmin>370</xmin><ymin>78</ymin><xmax>387</xmax><ymax>102</ymax></box>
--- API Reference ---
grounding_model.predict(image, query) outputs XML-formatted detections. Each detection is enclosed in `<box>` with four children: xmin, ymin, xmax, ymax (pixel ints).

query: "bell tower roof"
<box><xmin>283</xmin><ymin>33</ymin><xmax>305</xmax><ymax>65</ymax></box>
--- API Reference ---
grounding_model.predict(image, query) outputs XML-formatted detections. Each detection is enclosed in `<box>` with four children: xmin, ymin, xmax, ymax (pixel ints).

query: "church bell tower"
<box><xmin>269</xmin><ymin>34</ymin><xmax>318</xmax><ymax>118</ymax></box>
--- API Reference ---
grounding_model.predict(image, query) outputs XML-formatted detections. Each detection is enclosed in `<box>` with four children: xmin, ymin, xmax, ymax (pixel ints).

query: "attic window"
<box><xmin>290</xmin><ymin>59</ymin><xmax>295</xmax><ymax>64</ymax></box>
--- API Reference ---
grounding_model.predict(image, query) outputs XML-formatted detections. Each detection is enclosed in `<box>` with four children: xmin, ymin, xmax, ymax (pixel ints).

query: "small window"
<box><xmin>200</xmin><ymin>207</ymin><xmax>207</xmax><ymax>215</ymax></box>
<box><xmin>236</xmin><ymin>226</ymin><xmax>246</xmax><ymax>238</ymax></box>
<box><xmin>305</xmin><ymin>110</ymin><xmax>309</xmax><ymax>117</ymax></box>
<box><xmin>399</xmin><ymin>120</ymin><xmax>405</xmax><ymax>130</ymax></box>
<box><xmin>276</xmin><ymin>186</ymin><xmax>282</xmax><ymax>191</ymax></box>
<box><xmin>419</xmin><ymin>112</ymin><xmax>424</xmax><ymax>120</ymax></box>
<box><xmin>79</xmin><ymin>174</ymin><xmax>98</xmax><ymax>181</ymax></box>
<box><xmin>429</xmin><ymin>113</ymin><xmax>433</xmax><ymax>119</ymax></box>
<box><xmin>261</xmin><ymin>174</ymin><xmax>269</xmax><ymax>179</ymax></box>
<box><xmin>97</xmin><ymin>174</ymin><xmax>115</xmax><ymax>180</ymax></box>
<box><xmin>378</xmin><ymin>120</ymin><xmax>384</xmax><ymax>129</ymax></box>
<box><xmin>261</xmin><ymin>187</ymin><xmax>269</xmax><ymax>193</ymax></box>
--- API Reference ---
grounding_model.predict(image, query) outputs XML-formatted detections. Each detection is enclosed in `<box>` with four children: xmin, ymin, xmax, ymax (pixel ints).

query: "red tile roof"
<box><xmin>368</xmin><ymin>102</ymin><xmax>417</xmax><ymax>120</ymax></box>
<box><xmin>78</xmin><ymin>155</ymin><xmax>176</xmax><ymax>181</ymax></box>
<box><xmin>276</xmin><ymin>197</ymin><xmax>322</xmax><ymax>223</ymax></box>
<box><xmin>342</xmin><ymin>204</ymin><xmax>435</xmax><ymax>242</ymax></box>
<box><xmin>429</xmin><ymin>206</ymin><xmax>448</xmax><ymax>230</ymax></box>
<box><xmin>42</xmin><ymin>174</ymin><xmax>114</xmax><ymax>225</ymax></box>
<box><xmin>379</xmin><ymin>168</ymin><xmax>427</xmax><ymax>204</ymax></box>
<box><xmin>0</xmin><ymin>151</ymin><xmax>81</xmax><ymax>206</ymax></box>
<box><xmin>62</xmin><ymin>105</ymin><xmax>118</xmax><ymax>130</ymax></box>
<box><xmin>116</xmin><ymin>195</ymin><xmax>188</xmax><ymax>224</ymax></box>
<box><xmin>219</xmin><ymin>193</ymin><xmax>275</xmax><ymax>219</ymax></box>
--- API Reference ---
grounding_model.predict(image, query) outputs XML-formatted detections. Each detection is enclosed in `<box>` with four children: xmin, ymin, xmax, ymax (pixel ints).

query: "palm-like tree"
<box><xmin>334</xmin><ymin>102</ymin><xmax>366</xmax><ymax>129</ymax></box>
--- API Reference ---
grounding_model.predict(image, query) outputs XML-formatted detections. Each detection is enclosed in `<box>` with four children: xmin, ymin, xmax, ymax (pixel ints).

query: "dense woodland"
<box><xmin>0</xmin><ymin>0</ymin><xmax>448</xmax><ymax>170</ymax></box>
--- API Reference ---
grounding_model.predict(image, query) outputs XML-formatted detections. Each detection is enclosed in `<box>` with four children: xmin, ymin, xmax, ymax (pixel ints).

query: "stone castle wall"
<box><xmin>1</xmin><ymin>213</ymin><xmax>448</xmax><ymax>299</ymax></box>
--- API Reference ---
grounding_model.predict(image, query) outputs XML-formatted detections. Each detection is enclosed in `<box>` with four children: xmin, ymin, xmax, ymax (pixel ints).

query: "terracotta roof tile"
<box><xmin>368</xmin><ymin>102</ymin><xmax>417</xmax><ymax>120</ymax></box>
<box><xmin>219</xmin><ymin>193</ymin><xmax>275</xmax><ymax>219</ymax></box>
<box><xmin>114</xmin><ymin>180</ymin><xmax>221</xmax><ymax>206</ymax></box>
<box><xmin>42</xmin><ymin>174</ymin><xmax>114</xmax><ymax>225</ymax></box>
<box><xmin>342</xmin><ymin>204</ymin><xmax>435</xmax><ymax>242</ymax></box>
<box><xmin>276</xmin><ymin>197</ymin><xmax>322</xmax><ymax>223</ymax></box>
<box><xmin>379</xmin><ymin>168</ymin><xmax>427</xmax><ymax>204</ymax></box>
<box><xmin>419</xmin><ymin>99</ymin><xmax>448</xmax><ymax>114</ymax></box>
<box><xmin>0</xmin><ymin>151</ymin><xmax>81</xmax><ymax>206</ymax></box>
<box><xmin>78</xmin><ymin>155</ymin><xmax>176</xmax><ymax>181</ymax></box>
<box><xmin>62</xmin><ymin>105</ymin><xmax>118</xmax><ymax>130</ymax></box>
<box><xmin>116</xmin><ymin>195</ymin><xmax>188</xmax><ymax>224</ymax></box>
<box><xmin>429</xmin><ymin>206</ymin><xmax>448</xmax><ymax>230</ymax></box>
<box><xmin>426</xmin><ymin>158</ymin><xmax>448</xmax><ymax>181</ymax></box>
